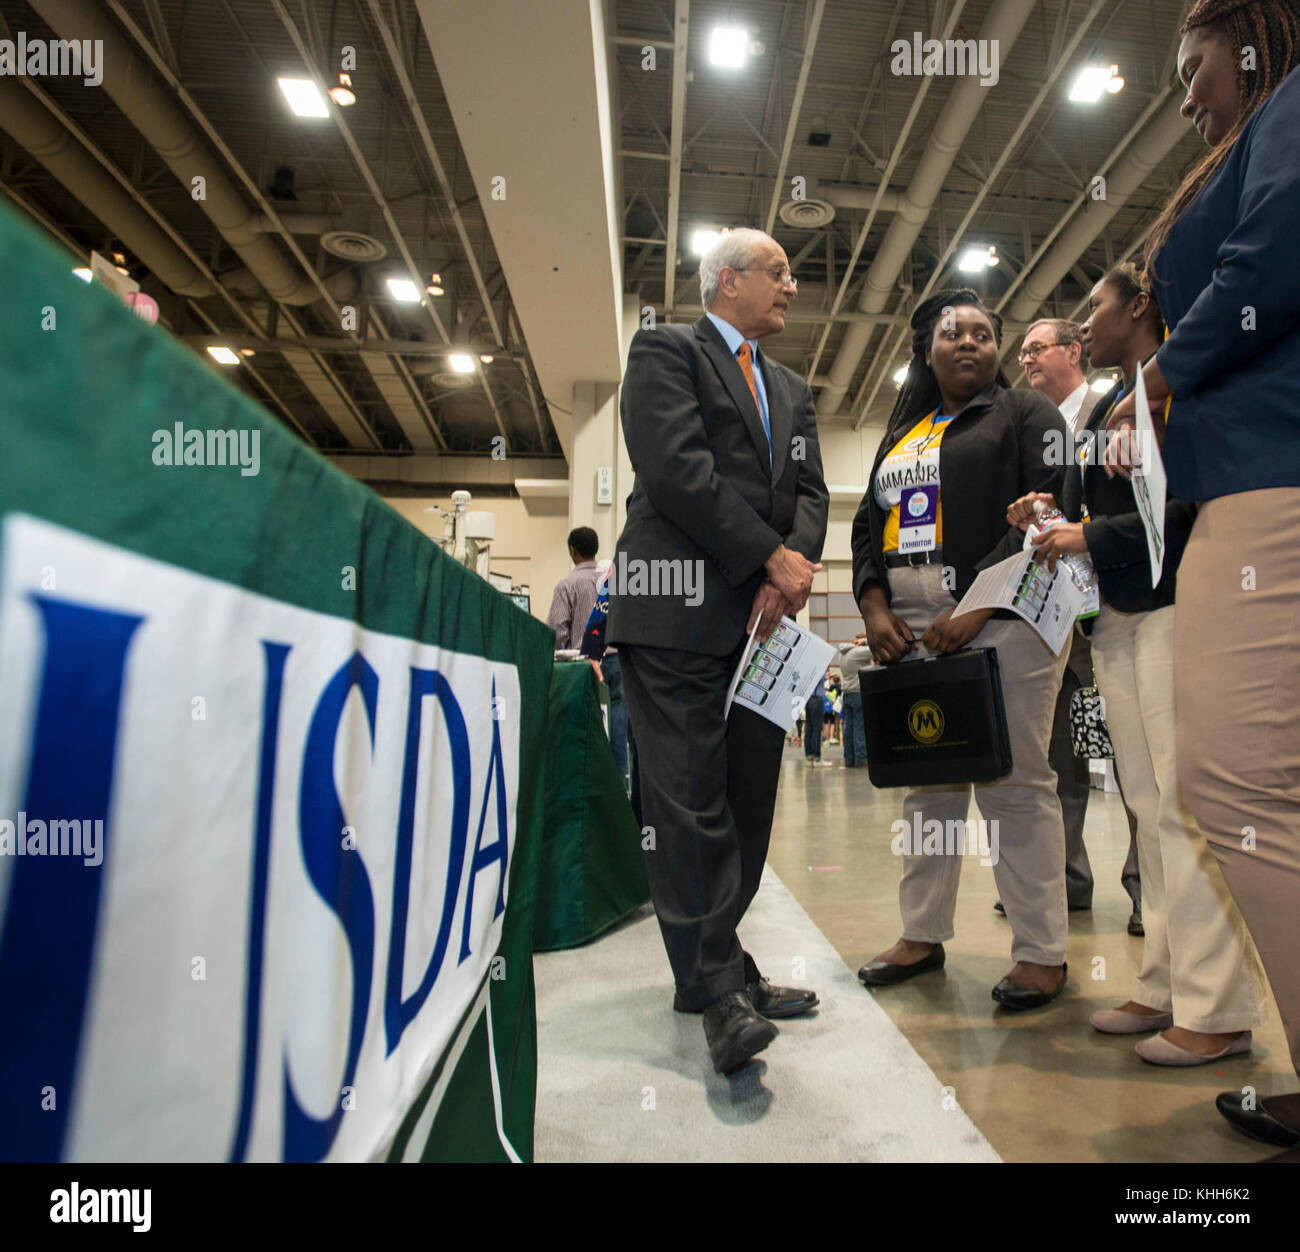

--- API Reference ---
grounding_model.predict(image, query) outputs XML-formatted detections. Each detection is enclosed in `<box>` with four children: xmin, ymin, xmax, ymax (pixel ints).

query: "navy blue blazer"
<box><xmin>1153</xmin><ymin>65</ymin><xmax>1300</xmax><ymax>502</ymax></box>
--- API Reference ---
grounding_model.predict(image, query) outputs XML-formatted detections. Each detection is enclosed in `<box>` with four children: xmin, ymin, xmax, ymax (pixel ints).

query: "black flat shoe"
<box><xmin>1128</xmin><ymin>911</ymin><xmax>1145</xmax><ymax>937</ymax></box>
<box><xmin>747</xmin><ymin>977</ymin><xmax>819</xmax><ymax>1019</ymax></box>
<box><xmin>1215</xmin><ymin>1091</ymin><xmax>1300</xmax><ymax>1148</ymax></box>
<box><xmin>991</xmin><ymin>963</ymin><xmax>1067</xmax><ymax>1010</ymax></box>
<box><xmin>858</xmin><ymin>944</ymin><xmax>945</xmax><ymax>986</ymax></box>
<box><xmin>993</xmin><ymin>901</ymin><xmax>1006</xmax><ymax>916</ymax></box>
<box><xmin>703</xmin><ymin>990</ymin><xmax>778</xmax><ymax>1075</ymax></box>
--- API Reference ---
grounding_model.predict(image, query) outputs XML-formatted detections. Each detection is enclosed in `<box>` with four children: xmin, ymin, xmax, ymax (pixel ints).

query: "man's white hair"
<box><xmin>698</xmin><ymin>228</ymin><xmax>773</xmax><ymax>308</ymax></box>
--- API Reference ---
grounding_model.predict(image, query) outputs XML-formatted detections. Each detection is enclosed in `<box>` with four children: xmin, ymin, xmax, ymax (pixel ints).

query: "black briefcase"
<box><xmin>859</xmin><ymin>647</ymin><xmax>1012</xmax><ymax>788</ymax></box>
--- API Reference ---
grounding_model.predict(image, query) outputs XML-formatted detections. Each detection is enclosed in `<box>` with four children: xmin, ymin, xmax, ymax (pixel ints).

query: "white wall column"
<box><xmin>568</xmin><ymin>379</ymin><xmax>620</xmax><ymax>560</ymax></box>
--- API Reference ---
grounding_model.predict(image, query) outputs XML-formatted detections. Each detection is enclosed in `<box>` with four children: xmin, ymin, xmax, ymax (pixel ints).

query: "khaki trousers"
<box><xmin>1091</xmin><ymin>603</ymin><xmax>1261</xmax><ymax>1032</ymax></box>
<box><xmin>1174</xmin><ymin>488</ymin><xmax>1300</xmax><ymax>1076</ymax></box>
<box><xmin>889</xmin><ymin>565</ymin><xmax>1070</xmax><ymax>966</ymax></box>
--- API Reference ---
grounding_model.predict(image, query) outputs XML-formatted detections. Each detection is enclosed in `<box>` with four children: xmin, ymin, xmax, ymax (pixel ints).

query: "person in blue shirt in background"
<box><xmin>1104</xmin><ymin>0</ymin><xmax>1300</xmax><ymax>1157</ymax></box>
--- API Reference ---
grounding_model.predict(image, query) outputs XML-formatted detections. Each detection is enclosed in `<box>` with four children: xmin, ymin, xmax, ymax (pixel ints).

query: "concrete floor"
<box><xmin>768</xmin><ymin>739</ymin><xmax>1292</xmax><ymax>1163</ymax></box>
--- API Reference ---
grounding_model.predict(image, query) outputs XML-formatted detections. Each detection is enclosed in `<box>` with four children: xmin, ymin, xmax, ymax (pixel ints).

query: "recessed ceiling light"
<box><xmin>479</xmin><ymin>354</ymin><xmax>494</xmax><ymax>364</ymax></box>
<box><xmin>1069</xmin><ymin>65</ymin><xmax>1121</xmax><ymax>103</ymax></box>
<box><xmin>386</xmin><ymin>277</ymin><xmax>422</xmax><ymax>303</ymax></box>
<box><xmin>239</xmin><ymin>348</ymin><xmax>257</xmax><ymax>358</ymax></box>
<box><xmin>207</xmin><ymin>346</ymin><xmax>240</xmax><ymax>365</ymax></box>
<box><xmin>449</xmin><ymin>353</ymin><xmax>475</xmax><ymax>374</ymax></box>
<box><xmin>277</xmin><ymin>77</ymin><xmax>329</xmax><ymax>118</ymax></box>
<box><xmin>708</xmin><ymin>27</ymin><xmax>748</xmax><ymax>68</ymax></box>
<box><xmin>72</xmin><ymin>267</ymin><xmax>92</xmax><ymax>282</ymax></box>
<box><xmin>425</xmin><ymin>283</ymin><xmax>444</xmax><ymax>296</ymax></box>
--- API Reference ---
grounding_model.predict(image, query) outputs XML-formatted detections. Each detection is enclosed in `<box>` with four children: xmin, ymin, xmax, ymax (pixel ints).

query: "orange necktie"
<box><xmin>736</xmin><ymin>341</ymin><xmax>760</xmax><ymax>410</ymax></box>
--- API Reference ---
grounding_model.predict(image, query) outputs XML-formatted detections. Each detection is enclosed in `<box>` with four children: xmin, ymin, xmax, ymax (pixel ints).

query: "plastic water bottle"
<box><xmin>1032</xmin><ymin>500</ymin><xmax>1097</xmax><ymax>593</ymax></box>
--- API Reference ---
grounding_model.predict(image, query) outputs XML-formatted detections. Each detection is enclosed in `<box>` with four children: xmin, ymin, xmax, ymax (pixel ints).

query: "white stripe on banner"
<box><xmin>0</xmin><ymin>513</ymin><xmax>523</xmax><ymax>1162</ymax></box>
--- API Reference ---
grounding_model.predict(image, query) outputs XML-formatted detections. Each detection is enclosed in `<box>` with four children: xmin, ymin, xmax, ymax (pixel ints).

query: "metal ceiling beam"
<box><xmin>994</xmin><ymin>84</ymin><xmax>1179</xmax><ymax>315</ymax></box>
<box><xmin>364</xmin><ymin>1</ymin><xmax>503</xmax><ymax>349</ymax></box>
<box><xmin>850</xmin><ymin>0</ymin><xmax>1109</xmax><ymax>429</ymax></box>
<box><xmin>763</xmin><ymin>0</ymin><xmax>826</xmax><ymax>235</ymax></box>
<box><xmin>802</xmin><ymin>0</ymin><xmax>973</xmax><ymax>391</ymax></box>
<box><xmin>663</xmin><ymin>0</ymin><xmax>689</xmax><ymax>315</ymax></box>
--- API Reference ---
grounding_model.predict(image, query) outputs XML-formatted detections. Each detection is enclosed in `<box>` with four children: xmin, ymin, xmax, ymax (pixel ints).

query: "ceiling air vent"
<box><xmin>428</xmin><ymin>371</ymin><xmax>476</xmax><ymax>390</ymax></box>
<box><xmin>778</xmin><ymin>198</ymin><xmax>835</xmax><ymax>229</ymax></box>
<box><xmin>320</xmin><ymin>231</ymin><xmax>387</xmax><ymax>262</ymax></box>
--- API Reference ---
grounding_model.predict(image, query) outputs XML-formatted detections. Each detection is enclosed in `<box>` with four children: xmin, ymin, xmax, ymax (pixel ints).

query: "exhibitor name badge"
<box><xmin>897</xmin><ymin>485</ymin><xmax>939</xmax><ymax>554</ymax></box>
<box><xmin>0</xmin><ymin>513</ymin><xmax>521</xmax><ymax>1162</ymax></box>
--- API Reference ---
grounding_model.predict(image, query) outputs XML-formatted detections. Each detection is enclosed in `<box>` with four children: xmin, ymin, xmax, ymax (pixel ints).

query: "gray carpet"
<box><xmin>533</xmin><ymin>866</ymin><xmax>1001</xmax><ymax>1162</ymax></box>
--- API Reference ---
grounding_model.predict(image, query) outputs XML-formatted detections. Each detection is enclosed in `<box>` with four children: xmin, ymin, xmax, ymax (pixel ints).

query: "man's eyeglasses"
<box><xmin>1018</xmin><ymin>339</ymin><xmax>1060</xmax><ymax>363</ymax></box>
<box><xmin>737</xmin><ymin>265</ymin><xmax>798</xmax><ymax>290</ymax></box>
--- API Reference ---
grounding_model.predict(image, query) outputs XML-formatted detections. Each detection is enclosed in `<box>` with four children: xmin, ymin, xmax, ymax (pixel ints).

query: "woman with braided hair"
<box><xmin>1103</xmin><ymin>0</ymin><xmax>1300</xmax><ymax>1152</ymax></box>
<box><xmin>853</xmin><ymin>290</ymin><xmax>1075</xmax><ymax>1010</ymax></box>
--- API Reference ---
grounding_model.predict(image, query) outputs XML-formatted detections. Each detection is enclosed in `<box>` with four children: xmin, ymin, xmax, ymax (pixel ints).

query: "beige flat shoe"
<box><xmin>1135</xmin><ymin>1030</ymin><xmax>1252</xmax><ymax>1067</ymax></box>
<box><xmin>1090</xmin><ymin>1006</ymin><xmax>1173</xmax><ymax>1034</ymax></box>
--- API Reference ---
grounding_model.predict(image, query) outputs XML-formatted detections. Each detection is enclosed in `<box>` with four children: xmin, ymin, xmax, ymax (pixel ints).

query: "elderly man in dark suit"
<box><xmin>607</xmin><ymin>228</ymin><xmax>829</xmax><ymax>1076</ymax></box>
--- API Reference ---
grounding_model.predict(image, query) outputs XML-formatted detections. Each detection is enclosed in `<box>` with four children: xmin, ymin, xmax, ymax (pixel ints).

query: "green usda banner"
<box><xmin>0</xmin><ymin>199</ymin><xmax>553</xmax><ymax>1162</ymax></box>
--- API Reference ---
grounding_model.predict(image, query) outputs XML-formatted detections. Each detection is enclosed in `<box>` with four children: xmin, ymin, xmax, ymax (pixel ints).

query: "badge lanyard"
<box><xmin>895</xmin><ymin>408</ymin><xmax>949</xmax><ymax>555</ymax></box>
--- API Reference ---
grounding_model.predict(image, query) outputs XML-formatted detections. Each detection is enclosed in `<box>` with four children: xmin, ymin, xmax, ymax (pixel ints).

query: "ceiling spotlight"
<box><xmin>691</xmin><ymin>228</ymin><xmax>722</xmax><ymax>255</ymax></box>
<box><xmin>239</xmin><ymin>348</ymin><xmax>257</xmax><ymax>358</ymax></box>
<box><xmin>708</xmin><ymin>26</ymin><xmax>749</xmax><ymax>68</ymax></box>
<box><xmin>425</xmin><ymin>283</ymin><xmax>444</xmax><ymax>296</ymax></box>
<box><xmin>893</xmin><ymin>365</ymin><xmax>909</xmax><ymax>387</ymax></box>
<box><xmin>277</xmin><ymin>77</ymin><xmax>329</xmax><ymax>118</ymax></box>
<box><xmin>114</xmin><ymin>265</ymin><xmax>130</xmax><ymax>276</ymax></box>
<box><xmin>111</xmin><ymin>251</ymin><xmax>126</xmax><ymax>265</ymax></box>
<box><xmin>479</xmin><ymin>353</ymin><xmax>494</xmax><ymax>364</ymax></box>
<box><xmin>72</xmin><ymin>267</ymin><xmax>92</xmax><ymax>282</ymax></box>
<box><xmin>958</xmin><ymin>245</ymin><xmax>997</xmax><ymax>273</ymax></box>
<box><xmin>448</xmin><ymin>353</ymin><xmax>475</xmax><ymax>374</ymax></box>
<box><xmin>328</xmin><ymin>72</ymin><xmax>356</xmax><ymax>107</ymax></box>
<box><xmin>207</xmin><ymin>346</ymin><xmax>240</xmax><ymax>366</ymax></box>
<box><xmin>386</xmin><ymin>276</ymin><xmax>422</xmax><ymax>303</ymax></box>
<box><xmin>1069</xmin><ymin>64</ymin><xmax>1122</xmax><ymax>103</ymax></box>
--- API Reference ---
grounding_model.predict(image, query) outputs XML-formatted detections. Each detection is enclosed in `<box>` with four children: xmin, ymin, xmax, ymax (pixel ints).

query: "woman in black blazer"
<box><xmin>853</xmin><ymin>289</ymin><xmax>1074</xmax><ymax>1010</ymax></box>
<box><xmin>1010</xmin><ymin>264</ymin><xmax>1262</xmax><ymax>1068</ymax></box>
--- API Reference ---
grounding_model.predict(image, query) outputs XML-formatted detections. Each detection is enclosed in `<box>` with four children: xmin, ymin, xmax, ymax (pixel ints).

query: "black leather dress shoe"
<box><xmin>858</xmin><ymin>944</ymin><xmax>945</xmax><ymax>987</ymax></box>
<box><xmin>991</xmin><ymin>963</ymin><xmax>1067</xmax><ymax>1010</ymax></box>
<box><xmin>703</xmin><ymin>990</ymin><xmax>778</xmax><ymax>1075</ymax></box>
<box><xmin>1215</xmin><ymin>1091</ymin><xmax>1300</xmax><ymax>1148</ymax></box>
<box><xmin>1128</xmin><ymin>911</ymin><xmax>1145</xmax><ymax>937</ymax></box>
<box><xmin>747</xmin><ymin>977</ymin><xmax>819</xmax><ymax>1019</ymax></box>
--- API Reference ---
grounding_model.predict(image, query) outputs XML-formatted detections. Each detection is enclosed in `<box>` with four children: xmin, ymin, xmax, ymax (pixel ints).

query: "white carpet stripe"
<box><xmin>533</xmin><ymin>865</ymin><xmax>1001</xmax><ymax>1162</ymax></box>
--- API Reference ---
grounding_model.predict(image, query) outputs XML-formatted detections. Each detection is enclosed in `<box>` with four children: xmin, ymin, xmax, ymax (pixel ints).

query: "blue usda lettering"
<box><xmin>283</xmin><ymin>654</ymin><xmax>379</xmax><ymax>1163</ymax></box>
<box><xmin>227</xmin><ymin>641</ymin><xmax>290</xmax><ymax>1163</ymax></box>
<box><xmin>385</xmin><ymin>667</ymin><xmax>472</xmax><ymax>1054</ymax></box>
<box><xmin>0</xmin><ymin>598</ymin><xmax>143</xmax><ymax>1163</ymax></box>
<box><xmin>459</xmin><ymin>677</ymin><xmax>510</xmax><ymax>963</ymax></box>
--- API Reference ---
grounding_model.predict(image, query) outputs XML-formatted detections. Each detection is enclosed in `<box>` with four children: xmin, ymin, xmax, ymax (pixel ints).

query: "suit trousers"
<box><xmin>1174</xmin><ymin>488</ymin><xmax>1300</xmax><ymax>1075</ymax></box>
<box><xmin>619</xmin><ymin>640</ymin><xmax>786</xmax><ymax>1010</ymax></box>
<box><xmin>1092</xmin><ymin>602</ymin><xmax>1262</xmax><ymax>1032</ymax></box>
<box><xmin>1050</xmin><ymin>636</ymin><xmax>1144</xmax><ymax>911</ymax></box>
<box><xmin>890</xmin><ymin>565</ymin><xmax>1070</xmax><ymax>965</ymax></box>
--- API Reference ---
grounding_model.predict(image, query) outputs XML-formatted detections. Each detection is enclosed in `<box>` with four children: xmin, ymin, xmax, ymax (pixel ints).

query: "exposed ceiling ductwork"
<box><xmin>815</xmin><ymin>0</ymin><xmax>1038</xmax><ymax>416</ymax></box>
<box><xmin>0</xmin><ymin>76</ymin><xmax>214</xmax><ymax>298</ymax></box>
<box><xmin>30</xmin><ymin>0</ymin><xmax>342</xmax><ymax>308</ymax></box>
<box><xmin>1002</xmin><ymin>92</ymin><xmax>1191</xmax><ymax>328</ymax></box>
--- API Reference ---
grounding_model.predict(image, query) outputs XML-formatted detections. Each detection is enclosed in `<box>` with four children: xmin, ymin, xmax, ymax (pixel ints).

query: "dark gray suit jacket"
<box><xmin>606</xmin><ymin>316</ymin><xmax>829</xmax><ymax>656</ymax></box>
